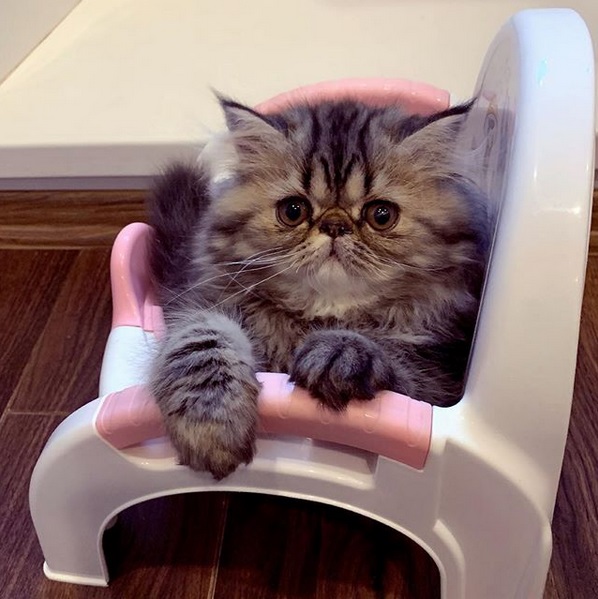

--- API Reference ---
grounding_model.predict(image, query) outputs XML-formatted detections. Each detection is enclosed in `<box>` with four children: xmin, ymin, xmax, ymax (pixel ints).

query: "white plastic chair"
<box><xmin>29</xmin><ymin>9</ymin><xmax>595</xmax><ymax>598</ymax></box>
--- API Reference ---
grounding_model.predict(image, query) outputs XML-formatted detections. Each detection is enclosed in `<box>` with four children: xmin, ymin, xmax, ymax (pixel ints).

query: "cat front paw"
<box><xmin>289</xmin><ymin>330</ymin><xmax>396</xmax><ymax>411</ymax></box>
<box><xmin>164</xmin><ymin>403</ymin><xmax>258</xmax><ymax>480</ymax></box>
<box><xmin>153</xmin><ymin>355</ymin><xmax>260</xmax><ymax>479</ymax></box>
<box><xmin>161</xmin><ymin>368</ymin><xmax>260</xmax><ymax>479</ymax></box>
<box><xmin>151</xmin><ymin>312</ymin><xmax>261</xmax><ymax>480</ymax></box>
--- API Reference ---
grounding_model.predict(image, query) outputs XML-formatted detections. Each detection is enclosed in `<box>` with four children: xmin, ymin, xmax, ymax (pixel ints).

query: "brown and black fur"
<box><xmin>148</xmin><ymin>97</ymin><xmax>489</xmax><ymax>479</ymax></box>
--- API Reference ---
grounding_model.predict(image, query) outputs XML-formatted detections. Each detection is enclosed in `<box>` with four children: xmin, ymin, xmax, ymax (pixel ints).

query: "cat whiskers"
<box><xmin>278</xmin><ymin>243</ymin><xmax>309</xmax><ymax>275</ymax></box>
<box><xmin>213</xmin><ymin>261</ymin><xmax>286</xmax><ymax>301</ymax></box>
<box><xmin>307</xmin><ymin>265</ymin><xmax>321</xmax><ymax>294</ymax></box>
<box><xmin>377</xmin><ymin>256</ymin><xmax>451</xmax><ymax>273</ymax></box>
<box><xmin>164</xmin><ymin>253</ymin><xmax>287</xmax><ymax>307</ymax></box>
<box><xmin>207</xmin><ymin>262</ymin><xmax>298</xmax><ymax>311</ymax></box>
<box><xmin>350</xmin><ymin>242</ymin><xmax>449</xmax><ymax>274</ymax></box>
<box><xmin>214</xmin><ymin>246</ymin><xmax>286</xmax><ymax>268</ymax></box>
<box><xmin>213</xmin><ymin>248</ymin><xmax>290</xmax><ymax>300</ymax></box>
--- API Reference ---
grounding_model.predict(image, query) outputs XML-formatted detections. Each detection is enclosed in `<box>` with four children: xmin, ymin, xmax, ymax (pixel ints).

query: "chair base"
<box><xmin>29</xmin><ymin>399</ymin><xmax>553</xmax><ymax>598</ymax></box>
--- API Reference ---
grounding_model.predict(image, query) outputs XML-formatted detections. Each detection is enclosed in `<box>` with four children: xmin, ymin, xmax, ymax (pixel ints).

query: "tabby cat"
<box><xmin>147</xmin><ymin>95</ymin><xmax>489</xmax><ymax>479</ymax></box>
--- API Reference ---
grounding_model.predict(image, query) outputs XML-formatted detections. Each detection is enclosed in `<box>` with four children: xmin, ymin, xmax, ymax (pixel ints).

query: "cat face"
<box><xmin>198</xmin><ymin>99</ymin><xmax>486</xmax><ymax>318</ymax></box>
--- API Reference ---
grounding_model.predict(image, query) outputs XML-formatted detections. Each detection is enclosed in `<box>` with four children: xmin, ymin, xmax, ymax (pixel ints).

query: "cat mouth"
<box><xmin>323</xmin><ymin>247</ymin><xmax>343</xmax><ymax>267</ymax></box>
<box><xmin>320</xmin><ymin>245</ymin><xmax>347</xmax><ymax>272</ymax></box>
<box><xmin>310</xmin><ymin>238</ymin><xmax>348</xmax><ymax>271</ymax></box>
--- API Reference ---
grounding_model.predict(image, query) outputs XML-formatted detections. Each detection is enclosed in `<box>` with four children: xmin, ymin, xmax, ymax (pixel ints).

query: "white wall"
<box><xmin>0</xmin><ymin>0</ymin><xmax>81</xmax><ymax>83</ymax></box>
<box><xmin>0</xmin><ymin>0</ymin><xmax>595</xmax><ymax>183</ymax></box>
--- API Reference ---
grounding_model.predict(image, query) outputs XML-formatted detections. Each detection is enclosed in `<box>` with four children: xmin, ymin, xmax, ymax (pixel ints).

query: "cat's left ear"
<box><xmin>394</xmin><ymin>100</ymin><xmax>474</xmax><ymax>144</ymax></box>
<box><xmin>389</xmin><ymin>101</ymin><xmax>477</xmax><ymax>177</ymax></box>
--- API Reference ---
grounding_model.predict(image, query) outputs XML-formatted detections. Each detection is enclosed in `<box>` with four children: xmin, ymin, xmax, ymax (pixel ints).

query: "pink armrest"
<box><xmin>103</xmin><ymin>78</ymin><xmax>443</xmax><ymax>470</ymax></box>
<box><xmin>96</xmin><ymin>374</ymin><xmax>432</xmax><ymax>469</ymax></box>
<box><xmin>110</xmin><ymin>222</ymin><xmax>165</xmax><ymax>336</ymax></box>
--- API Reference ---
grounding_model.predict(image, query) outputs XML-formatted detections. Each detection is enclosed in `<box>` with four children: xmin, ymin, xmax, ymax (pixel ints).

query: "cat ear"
<box><xmin>385</xmin><ymin>101</ymin><xmax>475</xmax><ymax>175</ymax></box>
<box><xmin>216</xmin><ymin>94</ymin><xmax>289</xmax><ymax>136</ymax></box>
<box><xmin>212</xmin><ymin>93</ymin><xmax>291</xmax><ymax>175</ymax></box>
<box><xmin>397</xmin><ymin>100</ymin><xmax>474</xmax><ymax>143</ymax></box>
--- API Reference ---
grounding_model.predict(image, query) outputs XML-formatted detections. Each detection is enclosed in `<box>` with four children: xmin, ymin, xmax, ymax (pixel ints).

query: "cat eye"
<box><xmin>363</xmin><ymin>201</ymin><xmax>400</xmax><ymax>231</ymax></box>
<box><xmin>276</xmin><ymin>196</ymin><xmax>311</xmax><ymax>227</ymax></box>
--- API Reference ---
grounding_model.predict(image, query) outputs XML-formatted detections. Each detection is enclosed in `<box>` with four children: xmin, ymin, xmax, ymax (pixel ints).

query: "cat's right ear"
<box><xmin>216</xmin><ymin>94</ymin><xmax>289</xmax><ymax>136</ymax></box>
<box><xmin>211</xmin><ymin>93</ymin><xmax>291</xmax><ymax>175</ymax></box>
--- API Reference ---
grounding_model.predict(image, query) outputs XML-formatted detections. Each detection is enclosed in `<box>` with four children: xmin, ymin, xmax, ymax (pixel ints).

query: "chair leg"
<box><xmin>370</xmin><ymin>453</ymin><xmax>552</xmax><ymax>598</ymax></box>
<box><xmin>29</xmin><ymin>399</ymin><xmax>221</xmax><ymax>584</ymax></box>
<box><xmin>30</xmin><ymin>401</ymin><xmax>118</xmax><ymax>585</ymax></box>
<box><xmin>435</xmin><ymin>444</ymin><xmax>553</xmax><ymax>598</ymax></box>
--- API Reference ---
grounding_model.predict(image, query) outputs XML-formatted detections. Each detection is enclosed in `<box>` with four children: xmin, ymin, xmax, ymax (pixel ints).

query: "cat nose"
<box><xmin>319</xmin><ymin>214</ymin><xmax>353</xmax><ymax>238</ymax></box>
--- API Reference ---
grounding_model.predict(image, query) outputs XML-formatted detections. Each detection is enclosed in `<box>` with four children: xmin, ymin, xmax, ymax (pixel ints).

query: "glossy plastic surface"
<box><xmin>255</xmin><ymin>77</ymin><xmax>449</xmax><ymax>114</ymax></box>
<box><xmin>110</xmin><ymin>222</ymin><xmax>164</xmax><ymax>335</ymax></box>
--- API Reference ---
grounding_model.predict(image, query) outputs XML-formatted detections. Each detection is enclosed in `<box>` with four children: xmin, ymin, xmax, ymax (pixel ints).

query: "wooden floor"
<box><xmin>1</xmin><ymin>193</ymin><xmax>597</xmax><ymax>598</ymax></box>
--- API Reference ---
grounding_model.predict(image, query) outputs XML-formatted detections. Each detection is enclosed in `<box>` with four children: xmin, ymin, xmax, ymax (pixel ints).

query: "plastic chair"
<box><xmin>29</xmin><ymin>9</ymin><xmax>595</xmax><ymax>598</ymax></box>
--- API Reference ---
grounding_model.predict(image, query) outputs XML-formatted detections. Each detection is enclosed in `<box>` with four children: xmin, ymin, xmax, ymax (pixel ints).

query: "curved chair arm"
<box><xmin>95</xmin><ymin>375</ymin><xmax>432</xmax><ymax>469</ymax></box>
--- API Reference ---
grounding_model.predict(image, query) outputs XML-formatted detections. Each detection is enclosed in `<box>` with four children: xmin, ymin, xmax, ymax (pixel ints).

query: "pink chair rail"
<box><xmin>96</xmin><ymin>373</ymin><xmax>432</xmax><ymax>469</ymax></box>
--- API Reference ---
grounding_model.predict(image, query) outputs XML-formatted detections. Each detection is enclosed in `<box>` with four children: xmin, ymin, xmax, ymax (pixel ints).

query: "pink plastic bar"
<box><xmin>255</xmin><ymin>78</ymin><xmax>450</xmax><ymax>115</ymax></box>
<box><xmin>257</xmin><ymin>373</ymin><xmax>431</xmax><ymax>468</ymax></box>
<box><xmin>101</xmin><ymin>79</ymin><xmax>443</xmax><ymax>468</ymax></box>
<box><xmin>96</xmin><ymin>374</ymin><xmax>432</xmax><ymax>469</ymax></box>
<box><xmin>96</xmin><ymin>385</ymin><xmax>165</xmax><ymax>450</ymax></box>
<box><xmin>110</xmin><ymin>222</ymin><xmax>165</xmax><ymax>337</ymax></box>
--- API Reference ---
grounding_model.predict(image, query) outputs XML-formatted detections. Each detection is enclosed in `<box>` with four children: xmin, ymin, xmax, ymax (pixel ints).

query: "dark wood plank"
<box><xmin>9</xmin><ymin>249</ymin><xmax>112</xmax><ymax>412</ymax></box>
<box><xmin>0</xmin><ymin>414</ymin><xmax>65</xmax><ymax>598</ymax></box>
<box><xmin>103</xmin><ymin>493</ymin><xmax>228</xmax><ymax>598</ymax></box>
<box><xmin>0</xmin><ymin>190</ymin><xmax>145</xmax><ymax>248</ymax></box>
<box><xmin>0</xmin><ymin>188</ymin><xmax>594</xmax><ymax>251</ymax></box>
<box><xmin>213</xmin><ymin>493</ymin><xmax>440</xmax><ymax>599</ymax></box>
<box><xmin>546</xmin><ymin>258</ymin><xmax>598</xmax><ymax>598</ymax></box>
<box><xmin>0</xmin><ymin>250</ymin><xmax>76</xmax><ymax>412</ymax></box>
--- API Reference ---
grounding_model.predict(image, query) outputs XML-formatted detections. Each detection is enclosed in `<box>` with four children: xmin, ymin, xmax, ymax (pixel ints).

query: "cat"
<box><xmin>147</xmin><ymin>95</ymin><xmax>489</xmax><ymax>480</ymax></box>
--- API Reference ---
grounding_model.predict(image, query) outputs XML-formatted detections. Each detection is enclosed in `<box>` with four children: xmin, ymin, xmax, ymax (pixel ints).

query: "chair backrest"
<box><xmin>255</xmin><ymin>77</ymin><xmax>449</xmax><ymax>114</ymax></box>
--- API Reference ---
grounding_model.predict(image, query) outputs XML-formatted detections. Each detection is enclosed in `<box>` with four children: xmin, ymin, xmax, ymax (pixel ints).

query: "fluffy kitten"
<box><xmin>147</xmin><ymin>96</ymin><xmax>489</xmax><ymax>479</ymax></box>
